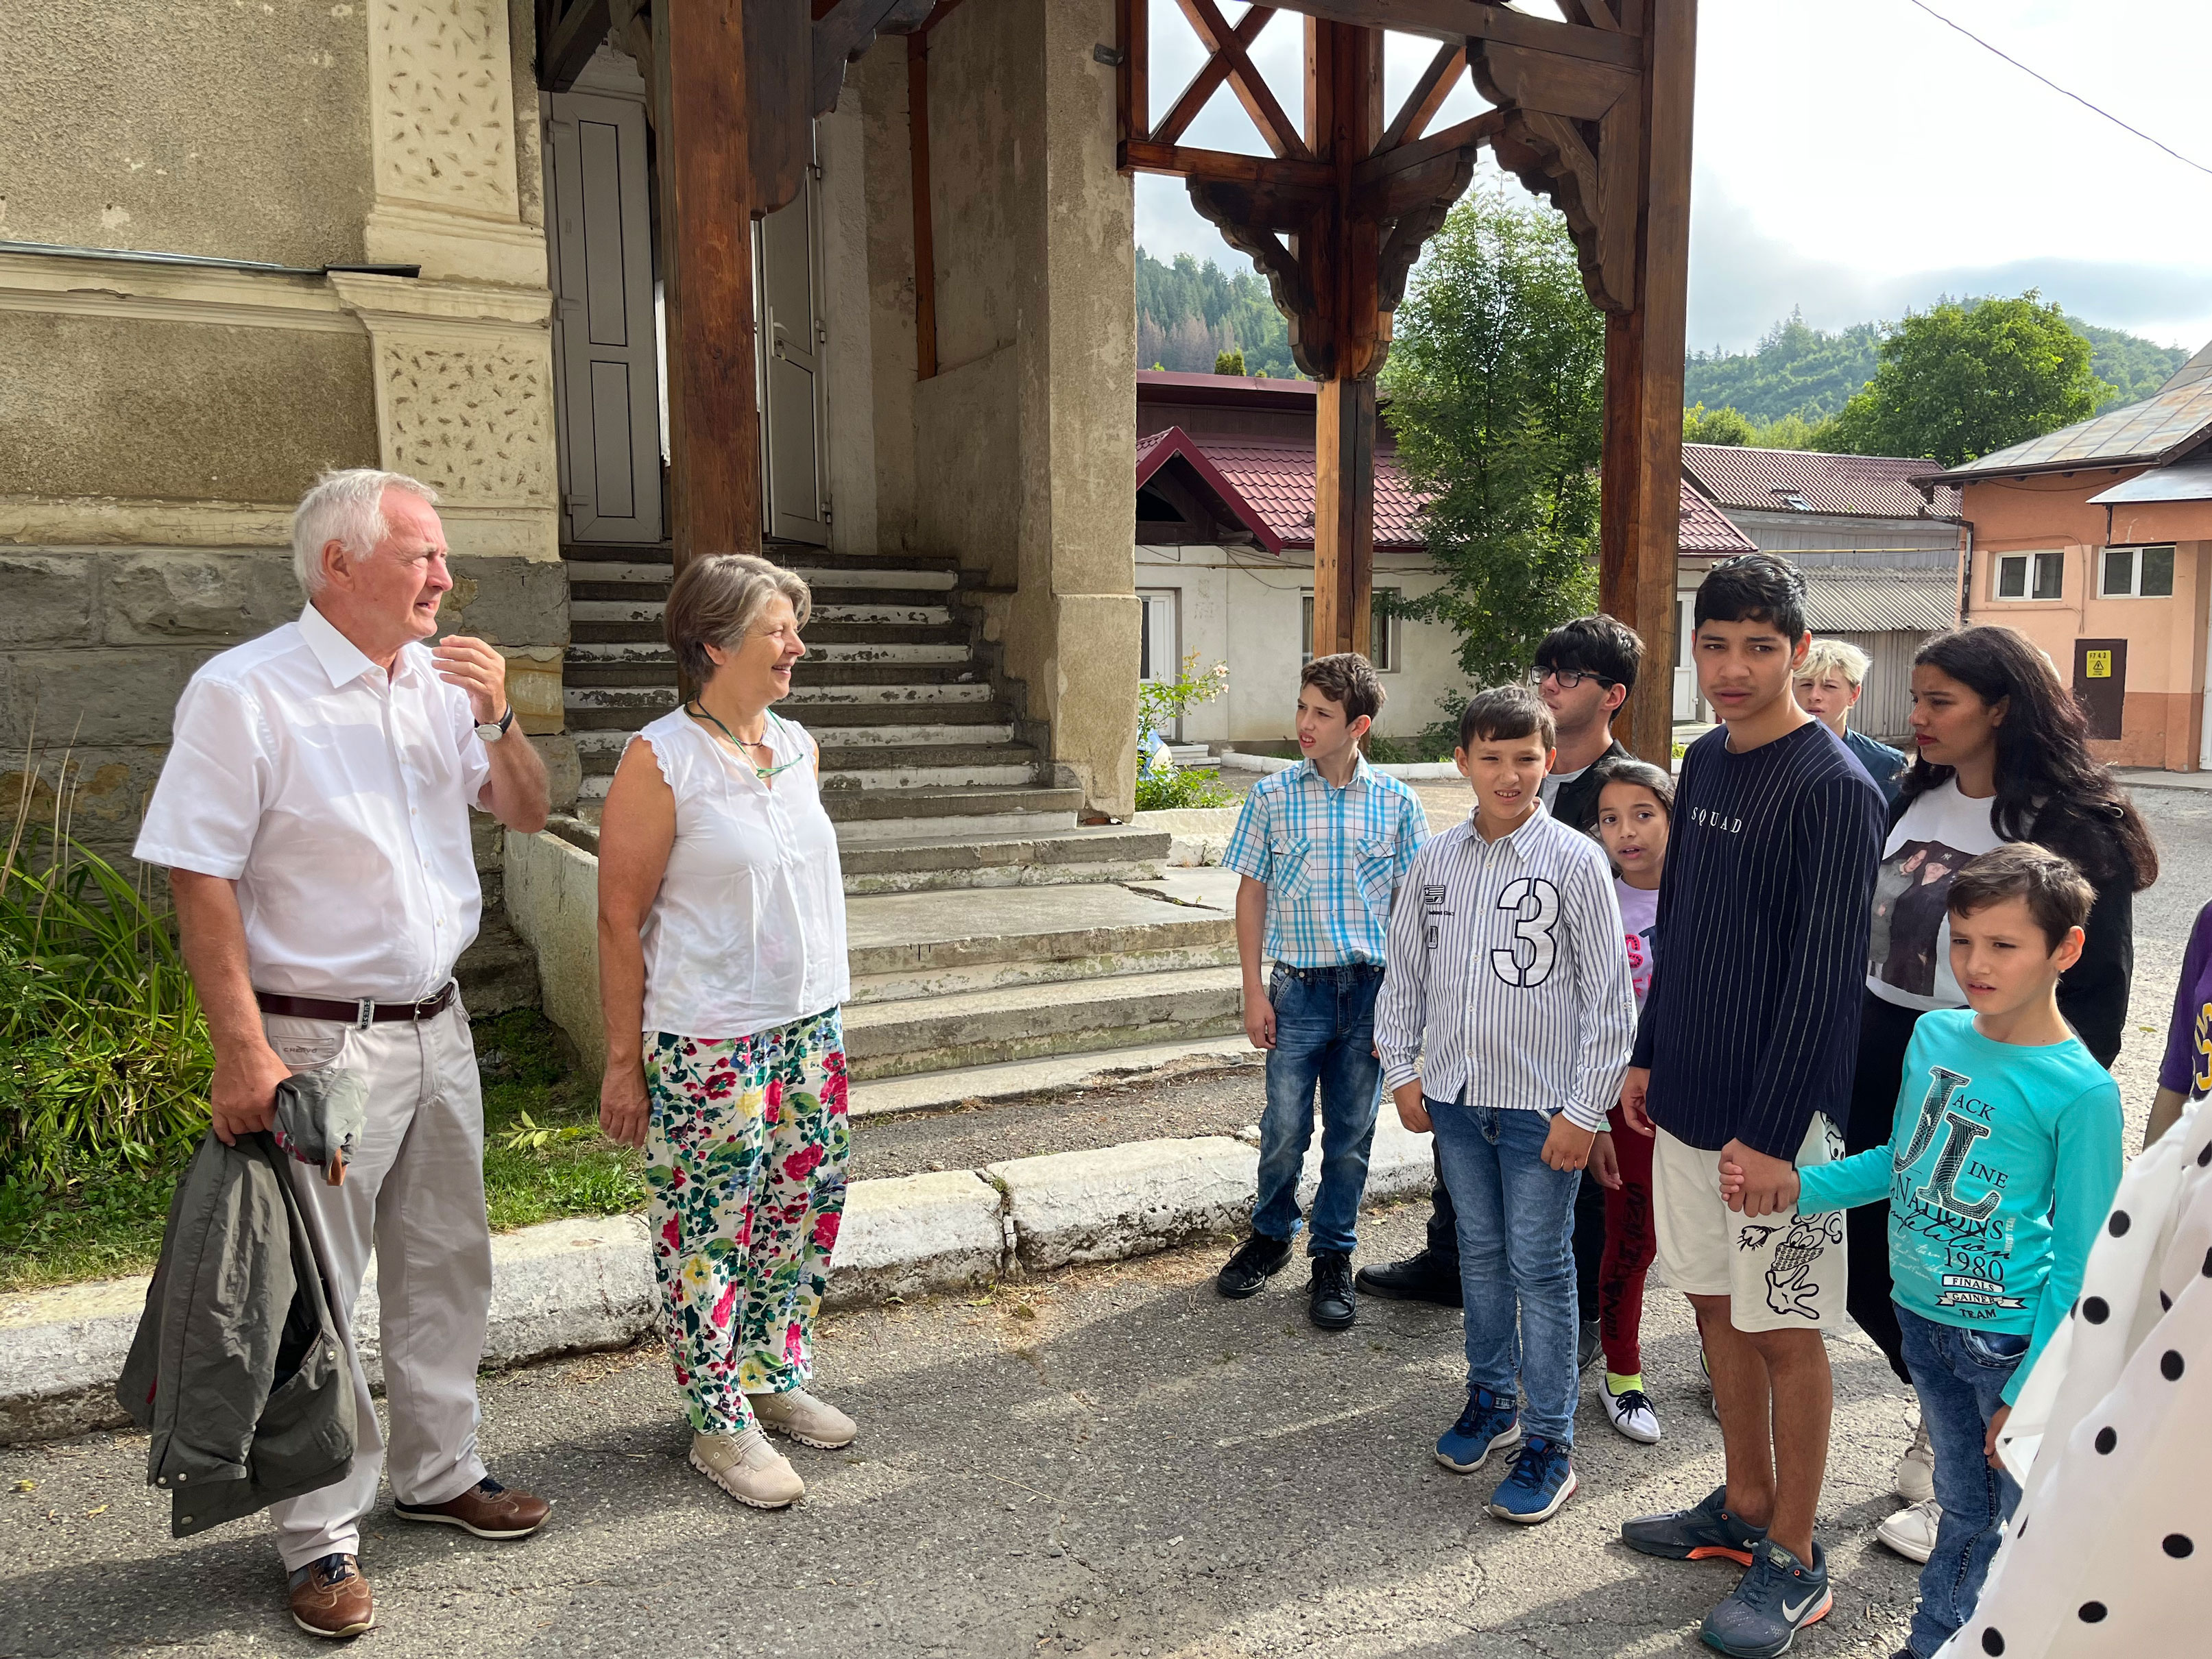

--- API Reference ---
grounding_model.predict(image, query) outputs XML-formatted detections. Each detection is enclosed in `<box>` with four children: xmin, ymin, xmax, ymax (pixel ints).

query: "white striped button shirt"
<box><xmin>1375</xmin><ymin>803</ymin><xmax>1639</xmax><ymax>1132</ymax></box>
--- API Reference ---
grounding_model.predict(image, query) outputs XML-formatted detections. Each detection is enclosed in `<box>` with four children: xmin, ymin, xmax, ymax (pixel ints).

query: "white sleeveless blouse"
<box><xmin>632</xmin><ymin>708</ymin><xmax>850</xmax><ymax>1040</ymax></box>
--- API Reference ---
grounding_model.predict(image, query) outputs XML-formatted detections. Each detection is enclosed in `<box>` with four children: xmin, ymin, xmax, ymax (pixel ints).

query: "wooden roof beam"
<box><xmin>1256</xmin><ymin>0</ymin><xmax>1641</xmax><ymax>62</ymax></box>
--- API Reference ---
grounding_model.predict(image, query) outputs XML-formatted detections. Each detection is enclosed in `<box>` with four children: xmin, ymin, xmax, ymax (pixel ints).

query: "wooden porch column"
<box><xmin>1306</xmin><ymin>18</ymin><xmax>1382</xmax><ymax>661</ymax></box>
<box><xmin>656</xmin><ymin>0</ymin><xmax>764</xmax><ymax>572</ymax></box>
<box><xmin>1312</xmin><ymin>375</ymin><xmax>1375</xmax><ymax>657</ymax></box>
<box><xmin>1597</xmin><ymin>0</ymin><xmax>1696</xmax><ymax>763</ymax></box>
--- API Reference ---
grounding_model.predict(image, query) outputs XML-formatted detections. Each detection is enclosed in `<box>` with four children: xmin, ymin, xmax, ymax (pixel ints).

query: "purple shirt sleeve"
<box><xmin>2158</xmin><ymin>901</ymin><xmax>2212</xmax><ymax>1096</ymax></box>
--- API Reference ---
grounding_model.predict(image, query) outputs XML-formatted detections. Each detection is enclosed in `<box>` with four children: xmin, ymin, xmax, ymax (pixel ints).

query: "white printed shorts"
<box><xmin>1651</xmin><ymin>1114</ymin><xmax>1848</xmax><ymax>1332</ymax></box>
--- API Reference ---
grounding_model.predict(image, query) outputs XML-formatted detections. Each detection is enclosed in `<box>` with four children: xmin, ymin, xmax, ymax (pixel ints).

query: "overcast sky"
<box><xmin>1133</xmin><ymin>0</ymin><xmax>2212</xmax><ymax>354</ymax></box>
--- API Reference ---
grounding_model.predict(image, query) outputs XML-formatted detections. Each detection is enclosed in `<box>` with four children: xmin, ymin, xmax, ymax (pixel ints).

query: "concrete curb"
<box><xmin>0</xmin><ymin>1116</ymin><xmax>1438</xmax><ymax>1446</ymax></box>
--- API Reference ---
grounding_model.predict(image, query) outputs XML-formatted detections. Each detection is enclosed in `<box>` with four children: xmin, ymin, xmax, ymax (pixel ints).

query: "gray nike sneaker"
<box><xmin>1699</xmin><ymin>1538</ymin><xmax>1832</xmax><ymax>1658</ymax></box>
<box><xmin>1620</xmin><ymin>1484</ymin><xmax>1766</xmax><ymax>1566</ymax></box>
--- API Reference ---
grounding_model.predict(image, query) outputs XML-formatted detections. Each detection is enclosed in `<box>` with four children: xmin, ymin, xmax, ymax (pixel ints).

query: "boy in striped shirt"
<box><xmin>1375</xmin><ymin>685</ymin><xmax>1638</xmax><ymax>1525</ymax></box>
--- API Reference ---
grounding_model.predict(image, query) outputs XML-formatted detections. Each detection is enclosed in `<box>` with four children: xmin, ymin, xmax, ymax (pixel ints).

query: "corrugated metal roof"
<box><xmin>1799</xmin><ymin>570</ymin><xmax>1958</xmax><ymax>633</ymax></box>
<box><xmin>2087</xmin><ymin>459</ymin><xmax>2212</xmax><ymax>505</ymax></box>
<box><xmin>1142</xmin><ymin>431</ymin><xmax>1755</xmax><ymax>555</ymax></box>
<box><xmin>1933</xmin><ymin>378</ymin><xmax>2212</xmax><ymax>482</ymax></box>
<box><xmin>1683</xmin><ymin>444</ymin><xmax>1962</xmax><ymax>519</ymax></box>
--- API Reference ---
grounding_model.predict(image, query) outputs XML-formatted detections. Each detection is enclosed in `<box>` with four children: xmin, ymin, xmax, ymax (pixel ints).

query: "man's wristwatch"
<box><xmin>475</xmin><ymin>706</ymin><xmax>515</xmax><ymax>743</ymax></box>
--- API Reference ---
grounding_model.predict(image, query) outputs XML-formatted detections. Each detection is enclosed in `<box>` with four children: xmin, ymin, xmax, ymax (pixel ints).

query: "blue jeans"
<box><xmin>1895</xmin><ymin>1303</ymin><xmax>2027</xmax><ymax>1659</ymax></box>
<box><xmin>1251</xmin><ymin>965</ymin><xmax>1384</xmax><ymax>1257</ymax></box>
<box><xmin>1428</xmin><ymin>1099</ymin><xmax>1581</xmax><ymax>1445</ymax></box>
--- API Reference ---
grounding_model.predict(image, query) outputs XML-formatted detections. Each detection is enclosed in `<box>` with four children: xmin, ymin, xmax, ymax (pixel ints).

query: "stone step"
<box><xmin>845</xmin><ymin>1032</ymin><xmax>1260</xmax><ymax>1120</ymax></box>
<box><xmin>569</xmin><ymin>598</ymin><xmax>666</xmax><ymax>624</ymax></box>
<box><xmin>814</xmin><ymin>720</ymin><xmax>1016</xmax><ymax>749</ymax></box>
<box><xmin>822</xmin><ymin>759</ymin><xmax>1044</xmax><ymax>792</ymax></box>
<box><xmin>821</xmin><ymin>783</ymin><xmax>1083</xmax><ymax>825</ymax></box>
<box><xmin>840</xmin><ymin>964</ymin><xmax>1246</xmax><ymax>1080</ymax></box>
<box><xmin>812</xmin><ymin>603</ymin><xmax>952</xmax><ymax>627</ymax></box>
<box><xmin>780</xmin><ymin>679</ymin><xmax>996</xmax><ymax>707</ymax></box>
<box><xmin>808</xmin><ymin>640</ymin><xmax>972</xmax><ymax>665</ymax></box>
<box><xmin>786</xmin><ymin>564</ymin><xmax>957</xmax><ymax>590</ymax></box>
<box><xmin>782</xmin><ymin>699</ymin><xmax>1011</xmax><ymax>727</ymax></box>
<box><xmin>838</xmin><ymin>824</ymin><xmax>1167</xmax><ymax>893</ymax></box>
<box><xmin>453</xmin><ymin>910</ymin><xmax>540</xmax><ymax>1017</ymax></box>
<box><xmin>560</xmin><ymin>688</ymin><xmax>1009</xmax><ymax>735</ymax></box>
<box><xmin>843</xmin><ymin>870</ymin><xmax>1238</xmax><ymax>1003</ymax></box>
<box><xmin>570</xmin><ymin>730</ymin><xmax>1027</xmax><ymax>766</ymax></box>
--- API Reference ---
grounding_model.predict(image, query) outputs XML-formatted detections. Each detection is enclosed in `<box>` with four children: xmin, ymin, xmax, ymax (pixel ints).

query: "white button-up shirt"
<box><xmin>134</xmin><ymin>604</ymin><xmax>492</xmax><ymax>1002</ymax></box>
<box><xmin>1373</xmin><ymin>803</ymin><xmax>1637</xmax><ymax>1131</ymax></box>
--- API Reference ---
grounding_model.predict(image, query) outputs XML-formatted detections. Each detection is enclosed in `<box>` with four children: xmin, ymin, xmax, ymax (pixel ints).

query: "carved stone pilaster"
<box><xmin>329</xmin><ymin>274</ymin><xmax>560</xmax><ymax>561</ymax></box>
<box><xmin>365</xmin><ymin>0</ymin><xmax>549</xmax><ymax>285</ymax></box>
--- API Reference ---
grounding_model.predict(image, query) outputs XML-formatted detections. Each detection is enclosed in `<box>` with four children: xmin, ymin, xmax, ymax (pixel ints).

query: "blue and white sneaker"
<box><xmin>1434</xmin><ymin>1385</ymin><xmax>1521</xmax><ymax>1473</ymax></box>
<box><xmin>1487</xmin><ymin>1436</ymin><xmax>1577</xmax><ymax>1525</ymax></box>
<box><xmin>1700</xmin><ymin>1538</ymin><xmax>1832</xmax><ymax>1658</ymax></box>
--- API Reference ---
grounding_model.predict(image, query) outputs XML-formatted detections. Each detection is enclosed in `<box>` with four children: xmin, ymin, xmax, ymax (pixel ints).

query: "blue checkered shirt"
<box><xmin>1221</xmin><ymin>758</ymin><xmax>1429</xmax><ymax>967</ymax></box>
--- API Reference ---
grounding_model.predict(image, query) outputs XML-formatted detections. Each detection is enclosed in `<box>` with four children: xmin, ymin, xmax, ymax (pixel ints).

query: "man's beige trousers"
<box><xmin>261</xmin><ymin>1002</ymin><xmax>493</xmax><ymax>1571</ymax></box>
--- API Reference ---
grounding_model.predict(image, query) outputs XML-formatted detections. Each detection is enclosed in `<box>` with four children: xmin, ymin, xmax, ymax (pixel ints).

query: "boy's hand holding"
<box><xmin>1618</xmin><ymin>1067</ymin><xmax>1655</xmax><ymax>1136</ymax></box>
<box><xmin>1587</xmin><ymin>1130</ymin><xmax>1621</xmax><ymax>1191</ymax></box>
<box><xmin>1541</xmin><ymin>1115</ymin><xmax>1596</xmax><ymax>1174</ymax></box>
<box><xmin>1393</xmin><ymin>1079</ymin><xmax>1431</xmax><ymax>1135</ymax></box>
<box><xmin>1718</xmin><ymin>1139</ymin><xmax>1800</xmax><ymax>1217</ymax></box>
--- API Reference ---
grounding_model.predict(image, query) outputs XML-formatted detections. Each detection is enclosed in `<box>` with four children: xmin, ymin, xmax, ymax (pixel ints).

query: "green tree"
<box><xmin>1214</xmin><ymin>348</ymin><xmax>1246</xmax><ymax>376</ymax></box>
<box><xmin>1382</xmin><ymin>192</ymin><xmax>1602</xmax><ymax>684</ymax></box>
<box><xmin>1684</xmin><ymin>403</ymin><xmax>1755</xmax><ymax>445</ymax></box>
<box><xmin>1825</xmin><ymin>293</ymin><xmax>2111</xmax><ymax>467</ymax></box>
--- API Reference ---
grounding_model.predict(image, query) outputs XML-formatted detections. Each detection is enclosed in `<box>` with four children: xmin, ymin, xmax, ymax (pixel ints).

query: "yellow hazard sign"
<box><xmin>2085</xmin><ymin>650</ymin><xmax>2113</xmax><ymax>679</ymax></box>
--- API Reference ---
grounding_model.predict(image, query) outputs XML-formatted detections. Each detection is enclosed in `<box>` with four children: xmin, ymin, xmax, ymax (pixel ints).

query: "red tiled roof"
<box><xmin>1682</xmin><ymin>444</ymin><xmax>1962</xmax><ymax>520</ymax></box>
<box><xmin>1680</xmin><ymin>482</ymin><xmax>1759</xmax><ymax>554</ymax></box>
<box><xmin>1141</xmin><ymin>426</ymin><xmax>1754</xmax><ymax>555</ymax></box>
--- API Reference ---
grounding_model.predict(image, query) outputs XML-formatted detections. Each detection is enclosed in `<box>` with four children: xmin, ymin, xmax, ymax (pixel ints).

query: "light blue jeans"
<box><xmin>1251</xmin><ymin>965</ymin><xmax>1384</xmax><ymax>1256</ymax></box>
<box><xmin>1895</xmin><ymin>1303</ymin><xmax>2027</xmax><ymax>1658</ymax></box>
<box><xmin>1428</xmin><ymin>1099</ymin><xmax>1581</xmax><ymax>1445</ymax></box>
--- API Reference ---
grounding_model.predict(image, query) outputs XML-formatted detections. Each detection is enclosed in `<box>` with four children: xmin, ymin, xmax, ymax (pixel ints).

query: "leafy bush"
<box><xmin>1366</xmin><ymin>729</ymin><xmax>1460</xmax><ymax>765</ymax></box>
<box><xmin>1134</xmin><ymin>767</ymin><xmax>1239</xmax><ymax>812</ymax></box>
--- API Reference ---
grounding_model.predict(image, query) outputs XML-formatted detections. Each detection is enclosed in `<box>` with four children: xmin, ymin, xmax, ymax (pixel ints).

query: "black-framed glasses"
<box><xmin>1528</xmin><ymin>665</ymin><xmax>1615</xmax><ymax>690</ymax></box>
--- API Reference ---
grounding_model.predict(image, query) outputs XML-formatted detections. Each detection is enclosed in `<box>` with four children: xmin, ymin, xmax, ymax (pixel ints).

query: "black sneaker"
<box><xmin>1578</xmin><ymin>1318</ymin><xmax>1602</xmax><ymax>1373</ymax></box>
<box><xmin>1308</xmin><ymin>1251</ymin><xmax>1356</xmax><ymax>1330</ymax></box>
<box><xmin>1620</xmin><ymin>1484</ymin><xmax>1766</xmax><ymax>1566</ymax></box>
<box><xmin>1215</xmin><ymin>1233</ymin><xmax>1293</xmax><ymax>1299</ymax></box>
<box><xmin>1352</xmin><ymin>1248</ymin><xmax>1463</xmax><ymax>1307</ymax></box>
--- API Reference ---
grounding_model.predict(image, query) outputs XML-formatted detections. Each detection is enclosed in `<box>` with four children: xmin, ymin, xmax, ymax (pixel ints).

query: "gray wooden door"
<box><xmin>756</xmin><ymin>158</ymin><xmax>831</xmax><ymax>546</ymax></box>
<box><xmin>545</xmin><ymin>91</ymin><xmax>662</xmax><ymax>545</ymax></box>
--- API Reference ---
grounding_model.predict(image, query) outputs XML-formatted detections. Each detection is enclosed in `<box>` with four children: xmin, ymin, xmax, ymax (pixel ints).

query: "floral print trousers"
<box><xmin>645</xmin><ymin>1007</ymin><xmax>850</xmax><ymax>1436</ymax></box>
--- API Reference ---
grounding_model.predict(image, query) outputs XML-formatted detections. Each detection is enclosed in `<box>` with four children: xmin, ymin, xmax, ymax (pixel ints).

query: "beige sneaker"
<box><xmin>690</xmin><ymin>1428</ymin><xmax>806</xmax><ymax>1508</ymax></box>
<box><xmin>1877</xmin><ymin>1499</ymin><xmax>1942</xmax><ymax>1564</ymax></box>
<box><xmin>1894</xmin><ymin>1414</ymin><xmax>1936</xmax><ymax>1505</ymax></box>
<box><xmin>749</xmin><ymin>1388</ymin><xmax>857</xmax><ymax>1449</ymax></box>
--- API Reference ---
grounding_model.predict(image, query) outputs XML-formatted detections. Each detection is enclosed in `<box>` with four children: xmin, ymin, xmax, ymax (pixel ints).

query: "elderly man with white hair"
<box><xmin>134</xmin><ymin>468</ymin><xmax>552</xmax><ymax>1638</ymax></box>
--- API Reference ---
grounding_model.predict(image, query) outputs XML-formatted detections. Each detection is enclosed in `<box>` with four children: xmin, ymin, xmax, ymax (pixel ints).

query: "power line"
<box><xmin>1902</xmin><ymin>0</ymin><xmax>2212</xmax><ymax>179</ymax></box>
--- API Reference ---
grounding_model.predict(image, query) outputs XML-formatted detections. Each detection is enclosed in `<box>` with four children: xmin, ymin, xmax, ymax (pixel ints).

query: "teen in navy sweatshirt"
<box><xmin>1613</xmin><ymin>555</ymin><xmax>1885</xmax><ymax>1659</ymax></box>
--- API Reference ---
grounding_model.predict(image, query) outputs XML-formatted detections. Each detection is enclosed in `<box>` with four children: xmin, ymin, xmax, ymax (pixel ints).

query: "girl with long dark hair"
<box><xmin>1848</xmin><ymin>623</ymin><xmax>2158</xmax><ymax>1564</ymax></box>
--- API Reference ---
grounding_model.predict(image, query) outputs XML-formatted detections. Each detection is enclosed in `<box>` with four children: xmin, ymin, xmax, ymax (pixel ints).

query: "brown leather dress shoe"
<box><xmin>392</xmin><ymin>1475</ymin><xmax>550</xmax><ymax>1540</ymax></box>
<box><xmin>289</xmin><ymin>1553</ymin><xmax>374</xmax><ymax>1639</ymax></box>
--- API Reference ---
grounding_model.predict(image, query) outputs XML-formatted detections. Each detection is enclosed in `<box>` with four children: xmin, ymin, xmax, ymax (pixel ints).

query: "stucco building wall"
<box><xmin>1</xmin><ymin>0</ymin><xmax>570</xmax><ymax>856</ymax></box>
<box><xmin>1959</xmin><ymin>470</ymin><xmax>2212</xmax><ymax>771</ymax></box>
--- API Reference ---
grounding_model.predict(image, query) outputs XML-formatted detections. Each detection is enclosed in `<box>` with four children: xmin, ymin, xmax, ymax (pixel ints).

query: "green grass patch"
<box><xmin>0</xmin><ymin>1008</ymin><xmax>642</xmax><ymax>1295</ymax></box>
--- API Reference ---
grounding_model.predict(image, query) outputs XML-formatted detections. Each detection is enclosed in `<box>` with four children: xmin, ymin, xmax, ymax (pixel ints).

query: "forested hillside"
<box><xmin>1135</xmin><ymin>249</ymin><xmax>1299</xmax><ymax>377</ymax></box>
<box><xmin>1683</xmin><ymin>307</ymin><xmax>2188</xmax><ymax>425</ymax></box>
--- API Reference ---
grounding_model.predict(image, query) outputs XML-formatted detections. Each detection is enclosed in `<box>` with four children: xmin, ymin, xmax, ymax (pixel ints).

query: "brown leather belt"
<box><xmin>256</xmin><ymin>982</ymin><xmax>457</xmax><ymax>1028</ymax></box>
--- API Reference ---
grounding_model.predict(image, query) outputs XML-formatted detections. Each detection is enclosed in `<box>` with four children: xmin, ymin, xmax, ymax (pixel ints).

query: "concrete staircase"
<box><xmin>551</xmin><ymin>545</ymin><xmax>1253</xmax><ymax>1103</ymax></box>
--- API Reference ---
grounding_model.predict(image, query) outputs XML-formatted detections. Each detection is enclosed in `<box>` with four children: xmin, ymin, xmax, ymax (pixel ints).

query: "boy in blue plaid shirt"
<box><xmin>1214</xmin><ymin>654</ymin><xmax>1429</xmax><ymax>1330</ymax></box>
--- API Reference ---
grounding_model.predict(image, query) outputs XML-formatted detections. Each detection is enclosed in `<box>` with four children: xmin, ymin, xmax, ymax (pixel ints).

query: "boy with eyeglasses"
<box><xmin>1359</xmin><ymin>615</ymin><xmax>1644</xmax><ymax>1371</ymax></box>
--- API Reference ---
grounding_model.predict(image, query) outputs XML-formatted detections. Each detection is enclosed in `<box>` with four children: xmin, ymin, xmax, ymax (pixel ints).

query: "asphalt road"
<box><xmin>2</xmin><ymin>792</ymin><xmax>2198</xmax><ymax>1659</ymax></box>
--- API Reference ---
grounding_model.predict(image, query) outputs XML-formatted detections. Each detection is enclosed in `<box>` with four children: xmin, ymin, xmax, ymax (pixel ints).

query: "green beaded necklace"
<box><xmin>686</xmin><ymin>703</ymin><xmax>806</xmax><ymax>782</ymax></box>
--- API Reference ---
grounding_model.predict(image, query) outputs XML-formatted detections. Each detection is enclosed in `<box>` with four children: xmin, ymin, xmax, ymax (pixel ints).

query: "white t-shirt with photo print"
<box><xmin>1866</xmin><ymin>778</ymin><xmax>2004</xmax><ymax>1011</ymax></box>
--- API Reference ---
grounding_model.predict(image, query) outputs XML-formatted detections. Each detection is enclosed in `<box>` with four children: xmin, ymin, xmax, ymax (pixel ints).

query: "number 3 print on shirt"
<box><xmin>1490</xmin><ymin>877</ymin><xmax>1561</xmax><ymax>987</ymax></box>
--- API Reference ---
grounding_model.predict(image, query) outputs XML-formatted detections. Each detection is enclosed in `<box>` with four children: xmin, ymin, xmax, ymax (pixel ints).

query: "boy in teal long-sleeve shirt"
<box><xmin>1722</xmin><ymin>844</ymin><xmax>2122</xmax><ymax>1659</ymax></box>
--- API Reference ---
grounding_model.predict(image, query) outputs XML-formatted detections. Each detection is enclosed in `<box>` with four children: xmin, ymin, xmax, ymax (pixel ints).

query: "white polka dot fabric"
<box><xmin>1934</xmin><ymin>1099</ymin><xmax>2211</xmax><ymax>1656</ymax></box>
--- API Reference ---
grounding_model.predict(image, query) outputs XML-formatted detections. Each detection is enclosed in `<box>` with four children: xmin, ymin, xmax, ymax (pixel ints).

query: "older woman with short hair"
<box><xmin>597</xmin><ymin>553</ymin><xmax>852</xmax><ymax>1510</ymax></box>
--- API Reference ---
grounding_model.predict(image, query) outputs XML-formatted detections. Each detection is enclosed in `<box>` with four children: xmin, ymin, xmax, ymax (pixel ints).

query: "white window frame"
<box><xmin>1300</xmin><ymin>588</ymin><xmax>1399</xmax><ymax>670</ymax></box>
<box><xmin>2097</xmin><ymin>544</ymin><xmax>2176</xmax><ymax>598</ymax></box>
<box><xmin>1993</xmin><ymin>549</ymin><xmax>2065</xmax><ymax>603</ymax></box>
